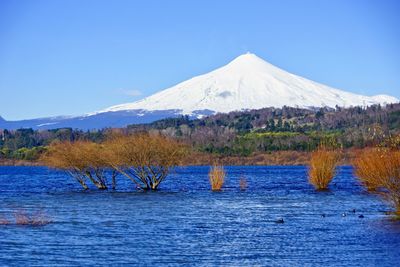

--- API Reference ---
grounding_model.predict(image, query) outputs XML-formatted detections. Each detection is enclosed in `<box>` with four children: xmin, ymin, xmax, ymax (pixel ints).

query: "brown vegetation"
<box><xmin>209</xmin><ymin>165</ymin><xmax>225</xmax><ymax>191</ymax></box>
<box><xmin>0</xmin><ymin>215</ymin><xmax>10</xmax><ymax>225</ymax></box>
<box><xmin>353</xmin><ymin>148</ymin><xmax>386</xmax><ymax>191</ymax></box>
<box><xmin>0</xmin><ymin>159</ymin><xmax>39</xmax><ymax>166</ymax></box>
<box><xmin>239</xmin><ymin>176</ymin><xmax>248</xmax><ymax>191</ymax></box>
<box><xmin>15</xmin><ymin>210</ymin><xmax>51</xmax><ymax>226</ymax></box>
<box><xmin>14</xmin><ymin>210</ymin><xmax>30</xmax><ymax>225</ymax></box>
<box><xmin>0</xmin><ymin>210</ymin><xmax>51</xmax><ymax>226</ymax></box>
<box><xmin>308</xmin><ymin>146</ymin><xmax>340</xmax><ymax>190</ymax></box>
<box><xmin>182</xmin><ymin>151</ymin><xmax>311</xmax><ymax>166</ymax></box>
<box><xmin>354</xmin><ymin>147</ymin><xmax>400</xmax><ymax>216</ymax></box>
<box><xmin>41</xmin><ymin>141</ymin><xmax>111</xmax><ymax>190</ymax></box>
<box><xmin>104</xmin><ymin>133</ymin><xmax>188</xmax><ymax>190</ymax></box>
<box><xmin>41</xmin><ymin>133</ymin><xmax>188</xmax><ymax>191</ymax></box>
<box><xmin>6</xmin><ymin>148</ymin><xmax>381</xmax><ymax>167</ymax></box>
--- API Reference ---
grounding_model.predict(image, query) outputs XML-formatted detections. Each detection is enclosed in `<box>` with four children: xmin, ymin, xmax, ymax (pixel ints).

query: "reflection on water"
<box><xmin>0</xmin><ymin>166</ymin><xmax>399</xmax><ymax>266</ymax></box>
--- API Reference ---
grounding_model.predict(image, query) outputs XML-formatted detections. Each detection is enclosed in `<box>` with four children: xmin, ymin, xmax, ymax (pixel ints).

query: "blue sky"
<box><xmin>0</xmin><ymin>0</ymin><xmax>399</xmax><ymax>120</ymax></box>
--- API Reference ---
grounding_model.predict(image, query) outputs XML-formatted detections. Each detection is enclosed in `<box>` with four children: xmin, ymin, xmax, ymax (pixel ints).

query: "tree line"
<box><xmin>130</xmin><ymin>103</ymin><xmax>400</xmax><ymax>155</ymax></box>
<box><xmin>1</xmin><ymin>103</ymin><xmax>399</xmax><ymax>160</ymax></box>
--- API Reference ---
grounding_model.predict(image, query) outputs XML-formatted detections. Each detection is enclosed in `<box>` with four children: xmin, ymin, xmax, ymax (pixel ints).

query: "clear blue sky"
<box><xmin>0</xmin><ymin>0</ymin><xmax>399</xmax><ymax>120</ymax></box>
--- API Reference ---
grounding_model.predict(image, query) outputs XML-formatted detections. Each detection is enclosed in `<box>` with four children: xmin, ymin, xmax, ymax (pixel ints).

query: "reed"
<box><xmin>209</xmin><ymin>165</ymin><xmax>225</xmax><ymax>191</ymax></box>
<box><xmin>308</xmin><ymin>146</ymin><xmax>340</xmax><ymax>190</ymax></box>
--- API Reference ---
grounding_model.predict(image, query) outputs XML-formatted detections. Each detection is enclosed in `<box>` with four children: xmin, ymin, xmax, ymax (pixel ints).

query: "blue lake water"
<box><xmin>0</xmin><ymin>166</ymin><xmax>399</xmax><ymax>266</ymax></box>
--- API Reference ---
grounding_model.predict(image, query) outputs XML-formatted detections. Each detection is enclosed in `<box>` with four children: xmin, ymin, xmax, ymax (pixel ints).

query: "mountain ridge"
<box><xmin>0</xmin><ymin>53</ymin><xmax>398</xmax><ymax>130</ymax></box>
<box><xmin>100</xmin><ymin>53</ymin><xmax>398</xmax><ymax>115</ymax></box>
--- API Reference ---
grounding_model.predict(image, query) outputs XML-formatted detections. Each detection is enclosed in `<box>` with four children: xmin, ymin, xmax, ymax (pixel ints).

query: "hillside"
<box><xmin>129</xmin><ymin>103</ymin><xmax>400</xmax><ymax>156</ymax></box>
<box><xmin>1</xmin><ymin>103</ymin><xmax>399</xmax><ymax>163</ymax></box>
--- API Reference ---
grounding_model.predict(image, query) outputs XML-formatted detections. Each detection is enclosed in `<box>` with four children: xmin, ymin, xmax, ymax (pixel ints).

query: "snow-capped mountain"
<box><xmin>100</xmin><ymin>53</ymin><xmax>398</xmax><ymax>115</ymax></box>
<box><xmin>0</xmin><ymin>53</ymin><xmax>398</xmax><ymax>130</ymax></box>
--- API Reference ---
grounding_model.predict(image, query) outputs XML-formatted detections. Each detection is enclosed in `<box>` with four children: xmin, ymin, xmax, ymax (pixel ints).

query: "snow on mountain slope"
<box><xmin>100</xmin><ymin>53</ymin><xmax>398</xmax><ymax>115</ymax></box>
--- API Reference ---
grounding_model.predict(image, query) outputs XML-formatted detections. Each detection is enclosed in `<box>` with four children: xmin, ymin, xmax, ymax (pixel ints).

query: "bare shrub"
<box><xmin>14</xmin><ymin>210</ymin><xmax>31</xmax><ymax>225</ymax></box>
<box><xmin>382</xmin><ymin>150</ymin><xmax>400</xmax><ymax>215</ymax></box>
<box><xmin>0</xmin><ymin>215</ymin><xmax>10</xmax><ymax>225</ymax></box>
<box><xmin>353</xmin><ymin>148</ymin><xmax>386</xmax><ymax>191</ymax></box>
<box><xmin>41</xmin><ymin>133</ymin><xmax>188</xmax><ymax>191</ymax></box>
<box><xmin>209</xmin><ymin>165</ymin><xmax>225</xmax><ymax>191</ymax></box>
<box><xmin>30</xmin><ymin>210</ymin><xmax>52</xmax><ymax>226</ymax></box>
<box><xmin>308</xmin><ymin>146</ymin><xmax>340</xmax><ymax>190</ymax></box>
<box><xmin>104</xmin><ymin>133</ymin><xmax>188</xmax><ymax>190</ymax></box>
<box><xmin>239</xmin><ymin>176</ymin><xmax>248</xmax><ymax>191</ymax></box>
<box><xmin>354</xmin><ymin>148</ymin><xmax>400</xmax><ymax>216</ymax></box>
<box><xmin>0</xmin><ymin>210</ymin><xmax>52</xmax><ymax>227</ymax></box>
<box><xmin>41</xmin><ymin>141</ymin><xmax>114</xmax><ymax>190</ymax></box>
<box><xmin>354</xmin><ymin>135</ymin><xmax>400</xmax><ymax>215</ymax></box>
<box><xmin>13</xmin><ymin>210</ymin><xmax>52</xmax><ymax>226</ymax></box>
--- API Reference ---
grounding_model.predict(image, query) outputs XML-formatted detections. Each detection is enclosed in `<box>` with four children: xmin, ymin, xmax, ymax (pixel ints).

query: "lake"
<box><xmin>0</xmin><ymin>166</ymin><xmax>399</xmax><ymax>266</ymax></box>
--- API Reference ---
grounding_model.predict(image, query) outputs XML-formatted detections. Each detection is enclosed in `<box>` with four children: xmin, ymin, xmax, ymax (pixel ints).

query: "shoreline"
<box><xmin>0</xmin><ymin>159</ymin><xmax>40</xmax><ymax>166</ymax></box>
<box><xmin>0</xmin><ymin>149</ymin><xmax>359</xmax><ymax>167</ymax></box>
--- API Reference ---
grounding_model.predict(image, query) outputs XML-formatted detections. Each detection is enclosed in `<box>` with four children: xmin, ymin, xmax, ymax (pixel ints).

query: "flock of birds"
<box><xmin>275</xmin><ymin>209</ymin><xmax>365</xmax><ymax>224</ymax></box>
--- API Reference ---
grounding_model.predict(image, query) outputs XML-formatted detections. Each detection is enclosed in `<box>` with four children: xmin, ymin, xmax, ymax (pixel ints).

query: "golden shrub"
<box><xmin>308</xmin><ymin>146</ymin><xmax>340</xmax><ymax>190</ymax></box>
<box><xmin>209</xmin><ymin>165</ymin><xmax>225</xmax><ymax>191</ymax></box>
<box><xmin>104</xmin><ymin>133</ymin><xmax>188</xmax><ymax>190</ymax></box>
<box><xmin>41</xmin><ymin>141</ymin><xmax>109</xmax><ymax>190</ymax></box>
<box><xmin>41</xmin><ymin>133</ymin><xmax>188</xmax><ymax>191</ymax></box>
<box><xmin>354</xmin><ymin>148</ymin><xmax>400</xmax><ymax>215</ymax></box>
<box><xmin>353</xmin><ymin>148</ymin><xmax>387</xmax><ymax>191</ymax></box>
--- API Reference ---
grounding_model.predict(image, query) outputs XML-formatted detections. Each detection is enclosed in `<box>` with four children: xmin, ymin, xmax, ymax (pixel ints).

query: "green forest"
<box><xmin>1</xmin><ymin>103</ymin><xmax>399</xmax><ymax>161</ymax></box>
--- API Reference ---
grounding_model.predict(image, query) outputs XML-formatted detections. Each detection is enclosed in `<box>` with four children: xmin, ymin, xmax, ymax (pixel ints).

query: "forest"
<box><xmin>0</xmin><ymin>103</ymin><xmax>399</xmax><ymax>162</ymax></box>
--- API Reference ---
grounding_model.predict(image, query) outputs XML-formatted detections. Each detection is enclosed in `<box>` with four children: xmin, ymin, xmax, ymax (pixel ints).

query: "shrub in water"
<box><xmin>13</xmin><ymin>210</ymin><xmax>52</xmax><ymax>226</ymax></box>
<box><xmin>104</xmin><ymin>133</ymin><xmax>188</xmax><ymax>190</ymax></box>
<box><xmin>41</xmin><ymin>141</ymin><xmax>111</xmax><ymax>190</ymax></box>
<box><xmin>0</xmin><ymin>215</ymin><xmax>10</xmax><ymax>225</ymax></box>
<box><xmin>41</xmin><ymin>133</ymin><xmax>188</xmax><ymax>191</ymax></box>
<box><xmin>354</xmin><ymin>148</ymin><xmax>400</xmax><ymax>216</ymax></box>
<box><xmin>14</xmin><ymin>210</ymin><xmax>31</xmax><ymax>225</ymax></box>
<box><xmin>383</xmin><ymin>150</ymin><xmax>400</xmax><ymax>216</ymax></box>
<box><xmin>209</xmin><ymin>165</ymin><xmax>225</xmax><ymax>191</ymax></box>
<box><xmin>239</xmin><ymin>176</ymin><xmax>248</xmax><ymax>191</ymax></box>
<box><xmin>308</xmin><ymin>146</ymin><xmax>340</xmax><ymax>190</ymax></box>
<box><xmin>353</xmin><ymin>148</ymin><xmax>387</xmax><ymax>191</ymax></box>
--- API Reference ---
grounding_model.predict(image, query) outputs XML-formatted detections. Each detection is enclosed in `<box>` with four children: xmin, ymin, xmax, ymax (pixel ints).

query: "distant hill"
<box><xmin>0</xmin><ymin>110</ymin><xmax>193</xmax><ymax>130</ymax></box>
